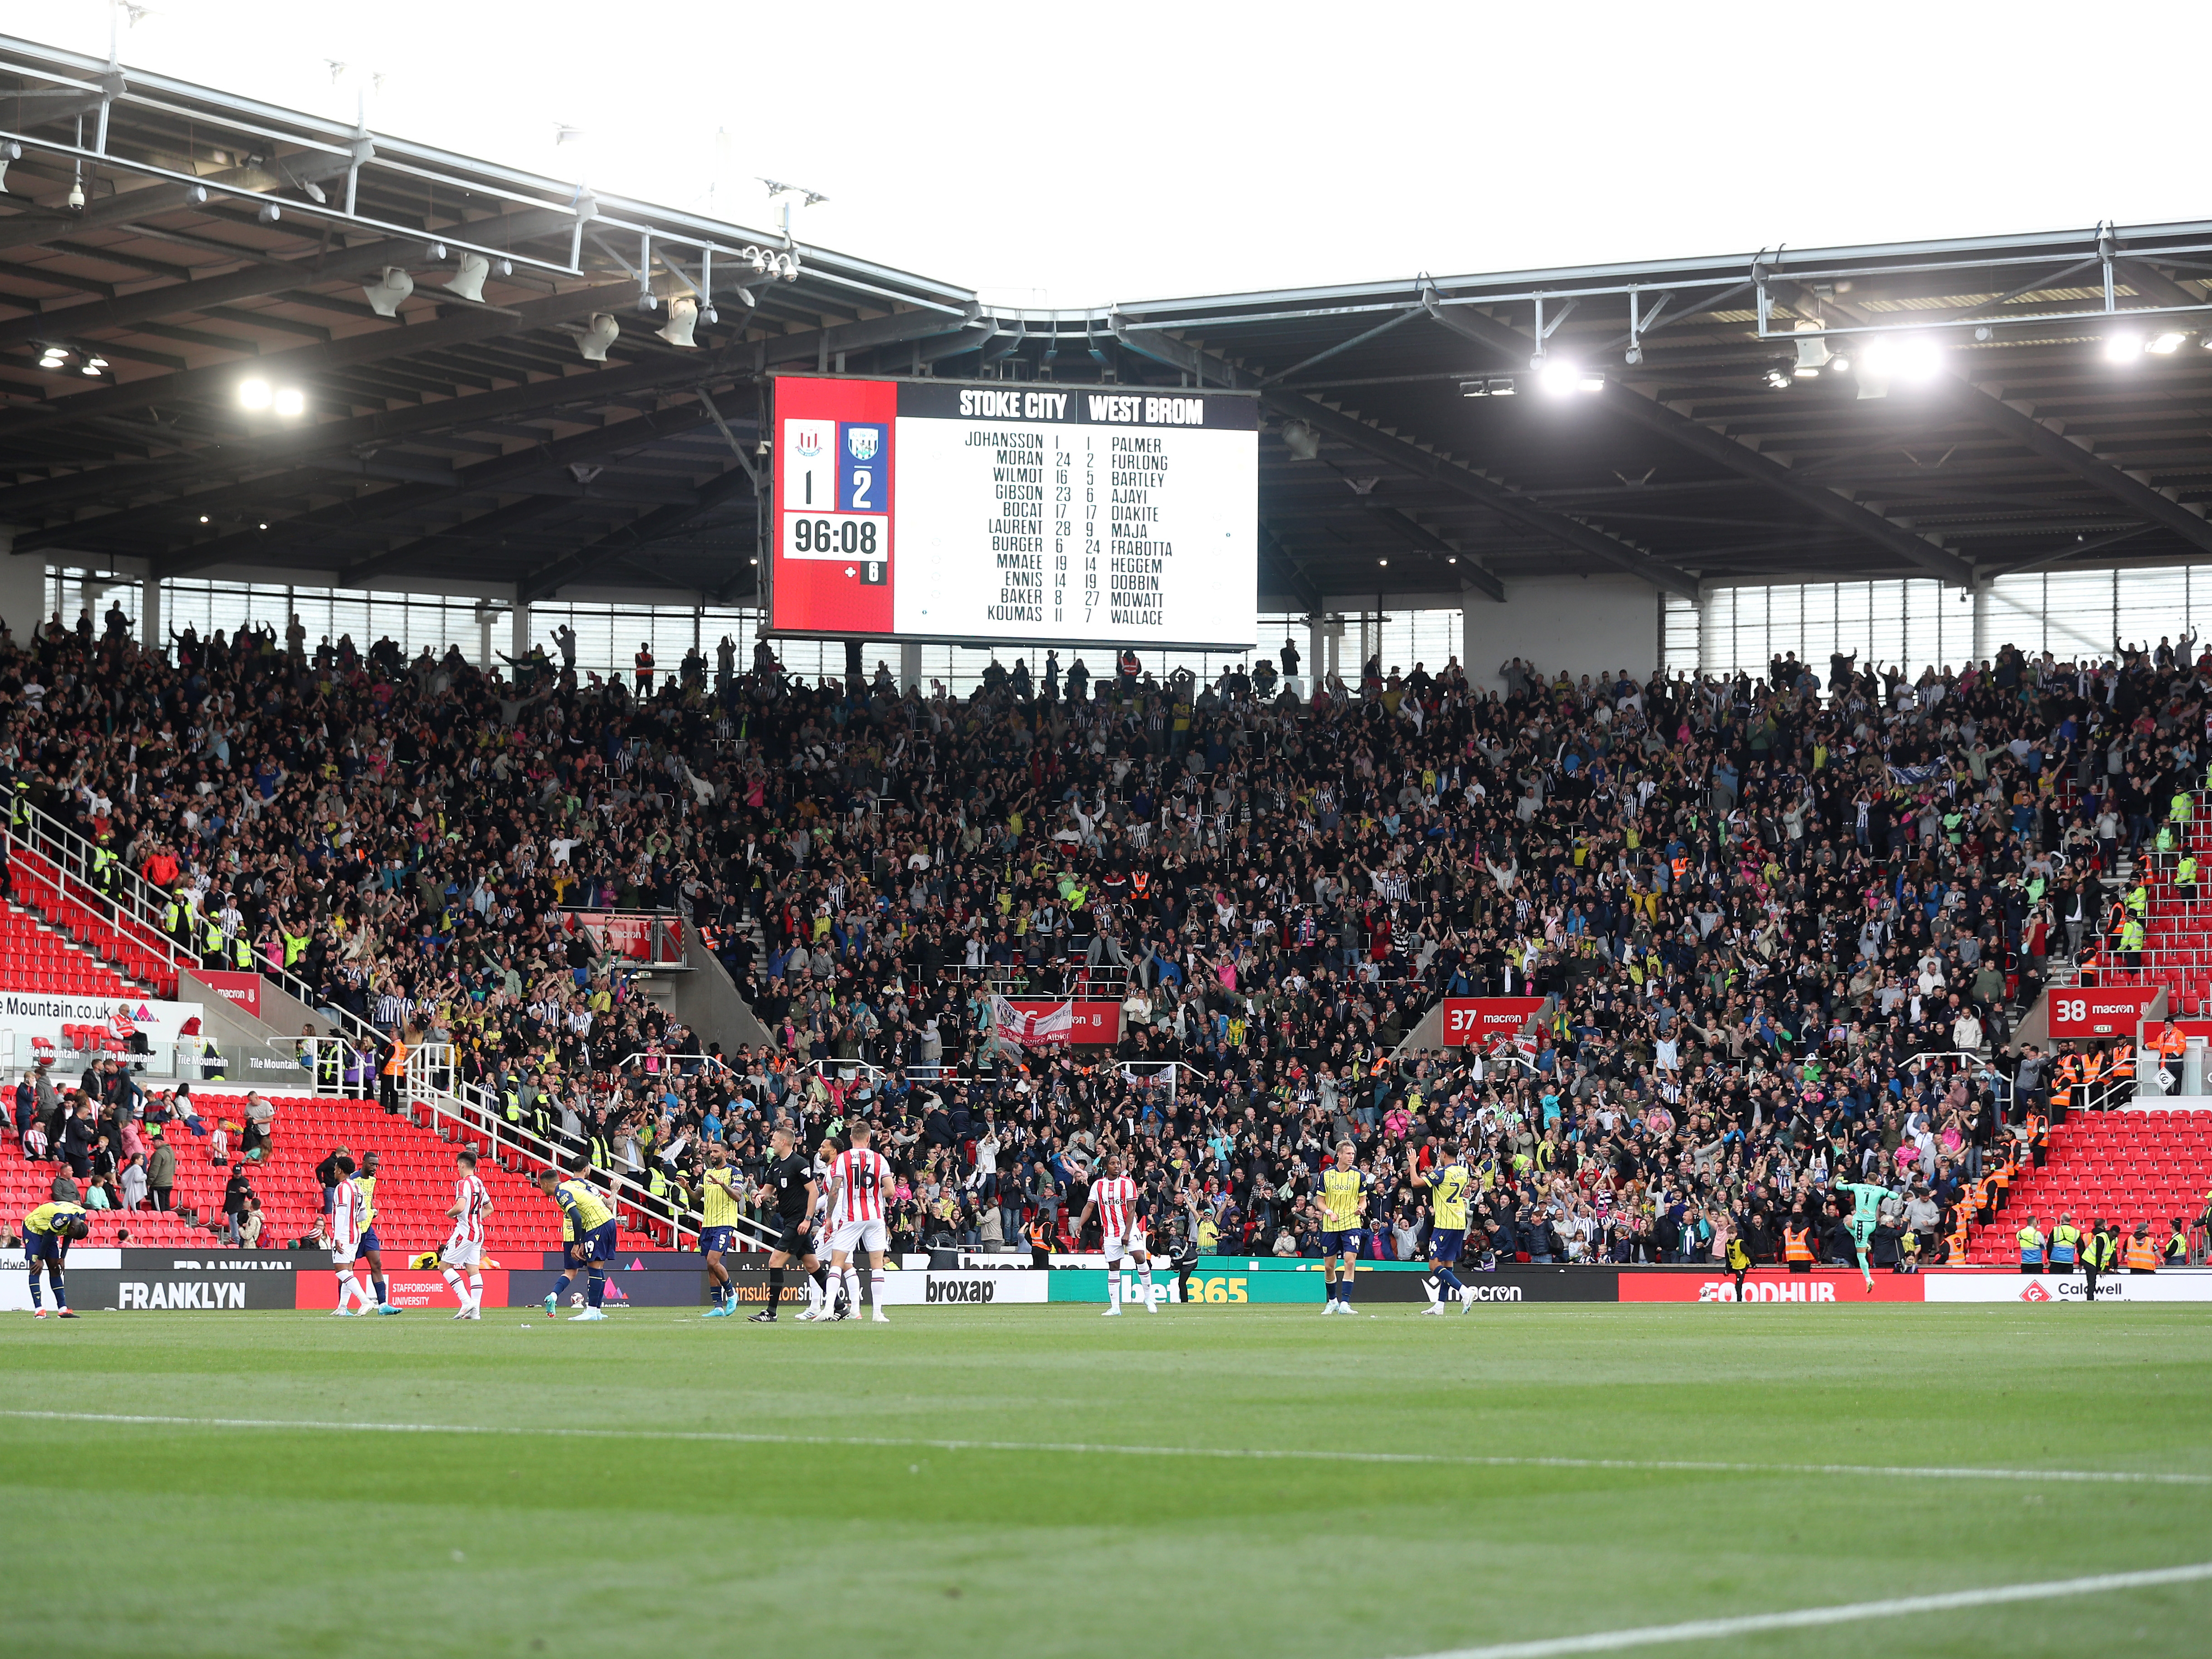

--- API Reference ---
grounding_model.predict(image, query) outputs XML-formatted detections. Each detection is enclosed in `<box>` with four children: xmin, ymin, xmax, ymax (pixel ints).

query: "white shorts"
<box><xmin>828</xmin><ymin>1217</ymin><xmax>889</xmax><ymax>1258</ymax></box>
<box><xmin>1102</xmin><ymin>1226</ymin><xmax>1148</xmax><ymax>1263</ymax></box>
<box><xmin>329</xmin><ymin>1244</ymin><xmax>359</xmax><ymax>1268</ymax></box>
<box><xmin>441</xmin><ymin>1238</ymin><xmax>483</xmax><ymax>1269</ymax></box>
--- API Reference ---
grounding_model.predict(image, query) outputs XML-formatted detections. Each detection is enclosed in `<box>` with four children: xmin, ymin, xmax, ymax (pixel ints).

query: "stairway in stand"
<box><xmin>1</xmin><ymin>1094</ymin><xmax>560</xmax><ymax>1256</ymax></box>
<box><xmin>5</xmin><ymin>845</ymin><xmax>180</xmax><ymax>999</ymax></box>
<box><xmin>1964</xmin><ymin>1108</ymin><xmax>2212</xmax><ymax>1262</ymax></box>
<box><xmin>2079</xmin><ymin>791</ymin><xmax>2212</xmax><ymax>1015</ymax></box>
<box><xmin>0</xmin><ymin>899</ymin><xmax>169</xmax><ymax>1002</ymax></box>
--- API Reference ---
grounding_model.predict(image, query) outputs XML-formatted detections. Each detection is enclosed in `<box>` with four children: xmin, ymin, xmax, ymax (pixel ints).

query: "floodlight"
<box><xmin>38</xmin><ymin>347</ymin><xmax>65</xmax><ymax>369</ymax></box>
<box><xmin>0</xmin><ymin>140</ymin><xmax>19</xmax><ymax>193</ymax></box>
<box><xmin>1829</xmin><ymin>353</ymin><xmax>1851</xmax><ymax>372</ymax></box>
<box><xmin>2147</xmin><ymin>332</ymin><xmax>2187</xmax><ymax>355</ymax></box>
<box><xmin>362</xmin><ymin>267</ymin><xmax>414</xmax><ymax>318</ymax></box>
<box><xmin>1537</xmin><ymin>359</ymin><xmax>1580</xmax><ymax>396</ymax></box>
<box><xmin>578</xmin><ymin>313</ymin><xmax>619</xmax><ymax>362</ymax></box>
<box><xmin>656</xmin><ymin>295</ymin><xmax>699</xmax><ymax>348</ymax></box>
<box><xmin>1793</xmin><ymin>322</ymin><xmax>1831</xmax><ymax>376</ymax></box>
<box><xmin>1279</xmin><ymin>420</ymin><xmax>1321</xmax><ymax>461</ymax></box>
<box><xmin>272</xmin><ymin>387</ymin><xmax>305</xmax><ymax>416</ymax></box>
<box><xmin>67</xmin><ymin>177</ymin><xmax>85</xmax><ymax>210</ymax></box>
<box><xmin>1764</xmin><ymin>368</ymin><xmax>1793</xmax><ymax>391</ymax></box>
<box><xmin>443</xmin><ymin>251</ymin><xmax>491</xmax><ymax>304</ymax></box>
<box><xmin>257</xmin><ymin>202</ymin><xmax>281</xmax><ymax>225</ymax></box>
<box><xmin>80</xmin><ymin>362</ymin><xmax>99</xmax><ymax>376</ymax></box>
<box><xmin>1377</xmin><ymin>558</ymin><xmax>1388</xmax><ymax>567</ymax></box>
<box><xmin>2103</xmin><ymin>332</ymin><xmax>2142</xmax><ymax>362</ymax></box>
<box><xmin>1860</xmin><ymin>335</ymin><xmax>1942</xmax><ymax>382</ymax></box>
<box><xmin>1576</xmin><ymin>375</ymin><xmax>1605</xmax><ymax>392</ymax></box>
<box><xmin>239</xmin><ymin>378</ymin><xmax>273</xmax><ymax>410</ymax></box>
<box><xmin>198</xmin><ymin>515</ymin><xmax>210</xmax><ymax>524</ymax></box>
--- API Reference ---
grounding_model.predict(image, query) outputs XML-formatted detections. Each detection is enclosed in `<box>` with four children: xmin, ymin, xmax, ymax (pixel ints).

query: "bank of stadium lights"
<box><xmin>1859</xmin><ymin>334</ymin><xmax>1943</xmax><ymax>382</ymax></box>
<box><xmin>1535</xmin><ymin>360</ymin><xmax>1604</xmax><ymax>396</ymax></box>
<box><xmin>237</xmin><ymin>378</ymin><xmax>305</xmax><ymax>417</ymax></box>
<box><xmin>35</xmin><ymin>345</ymin><xmax>107</xmax><ymax>377</ymax></box>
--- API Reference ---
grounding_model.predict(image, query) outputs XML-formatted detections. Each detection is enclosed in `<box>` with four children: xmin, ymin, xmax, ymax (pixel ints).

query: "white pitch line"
<box><xmin>1396</xmin><ymin>1560</ymin><xmax>2212</xmax><ymax>1659</ymax></box>
<box><xmin>0</xmin><ymin>1410</ymin><xmax>2205</xmax><ymax>1488</ymax></box>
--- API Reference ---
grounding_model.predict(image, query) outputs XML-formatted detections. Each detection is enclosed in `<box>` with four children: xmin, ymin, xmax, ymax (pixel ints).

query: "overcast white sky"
<box><xmin>28</xmin><ymin>0</ymin><xmax>2212</xmax><ymax>307</ymax></box>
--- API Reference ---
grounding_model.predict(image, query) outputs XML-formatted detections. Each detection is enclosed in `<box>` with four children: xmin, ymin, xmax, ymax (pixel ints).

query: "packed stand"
<box><xmin>5</xmin><ymin>600</ymin><xmax>2207</xmax><ymax>1269</ymax></box>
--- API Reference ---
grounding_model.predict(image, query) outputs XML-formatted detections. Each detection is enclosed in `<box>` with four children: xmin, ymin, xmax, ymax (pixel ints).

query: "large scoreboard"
<box><xmin>767</xmin><ymin>373</ymin><xmax>1257</xmax><ymax>649</ymax></box>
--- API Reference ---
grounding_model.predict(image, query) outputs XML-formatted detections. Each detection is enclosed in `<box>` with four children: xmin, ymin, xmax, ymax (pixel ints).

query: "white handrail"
<box><xmin>402</xmin><ymin>1046</ymin><xmax>776</xmax><ymax>1253</ymax></box>
<box><xmin>8</xmin><ymin>798</ymin><xmax>390</xmax><ymax>1061</ymax></box>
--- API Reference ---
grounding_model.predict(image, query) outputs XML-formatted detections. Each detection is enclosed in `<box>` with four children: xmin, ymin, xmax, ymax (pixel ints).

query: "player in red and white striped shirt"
<box><xmin>438</xmin><ymin>1149</ymin><xmax>494</xmax><ymax>1320</ymax></box>
<box><xmin>327</xmin><ymin>1156</ymin><xmax>369</xmax><ymax>1316</ymax></box>
<box><xmin>821</xmin><ymin>1121</ymin><xmax>894</xmax><ymax>1323</ymax></box>
<box><xmin>1077</xmin><ymin>1151</ymin><xmax>1156</xmax><ymax>1315</ymax></box>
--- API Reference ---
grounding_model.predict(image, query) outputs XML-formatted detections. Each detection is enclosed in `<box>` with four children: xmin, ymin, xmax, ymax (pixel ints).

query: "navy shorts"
<box><xmin>357</xmin><ymin>1227</ymin><xmax>382</xmax><ymax>1255</ymax></box>
<box><xmin>1321</xmin><ymin>1228</ymin><xmax>1365</xmax><ymax>1257</ymax></box>
<box><xmin>699</xmin><ymin>1226</ymin><xmax>736</xmax><ymax>1256</ymax></box>
<box><xmin>1430</xmin><ymin>1227</ymin><xmax>1466</xmax><ymax>1264</ymax></box>
<box><xmin>568</xmin><ymin>1222</ymin><xmax>618</xmax><ymax>1266</ymax></box>
<box><xmin>24</xmin><ymin>1231</ymin><xmax>63</xmax><ymax>1263</ymax></box>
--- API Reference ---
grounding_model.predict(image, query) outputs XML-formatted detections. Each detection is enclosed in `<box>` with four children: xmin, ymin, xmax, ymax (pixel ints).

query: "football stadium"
<box><xmin>4</xmin><ymin>14</ymin><xmax>2212</xmax><ymax>1659</ymax></box>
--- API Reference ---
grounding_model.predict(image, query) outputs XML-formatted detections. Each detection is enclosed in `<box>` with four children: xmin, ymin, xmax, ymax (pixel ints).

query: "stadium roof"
<box><xmin>7</xmin><ymin>30</ymin><xmax>2212</xmax><ymax>617</ymax></box>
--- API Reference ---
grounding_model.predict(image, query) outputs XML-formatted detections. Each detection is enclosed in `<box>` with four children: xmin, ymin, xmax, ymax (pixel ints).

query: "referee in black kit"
<box><xmin>752</xmin><ymin>1121</ymin><xmax>821</xmax><ymax>1323</ymax></box>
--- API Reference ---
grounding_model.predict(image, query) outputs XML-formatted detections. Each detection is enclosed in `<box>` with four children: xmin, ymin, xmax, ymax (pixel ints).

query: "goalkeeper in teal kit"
<box><xmin>1834</xmin><ymin>1180</ymin><xmax>1900</xmax><ymax>1293</ymax></box>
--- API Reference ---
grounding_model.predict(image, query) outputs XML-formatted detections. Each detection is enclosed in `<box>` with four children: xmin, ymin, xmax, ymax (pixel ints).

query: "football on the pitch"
<box><xmin>569</xmin><ymin>1293</ymin><xmax>585</xmax><ymax>1309</ymax></box>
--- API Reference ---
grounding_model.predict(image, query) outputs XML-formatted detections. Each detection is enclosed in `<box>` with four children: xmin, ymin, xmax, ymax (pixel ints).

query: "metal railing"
<box><xmin>400</xmin><ymin>1044</ymin><xmax>775</xmax><ymax>1252</ymax></box>
<box><xmin>4</xmin><ymin>803</ymin><xmax>193</xmax><ymax>986</ymax></box>
<box><xmin>612</xmin><ymin>1050</ymin><xmax>734</xmax><ymax>1080</ymax></box>
<box><xmin>6</xmin><ymin>798</ymin><xmax>393</xmax><ymax>1063</ymax></box>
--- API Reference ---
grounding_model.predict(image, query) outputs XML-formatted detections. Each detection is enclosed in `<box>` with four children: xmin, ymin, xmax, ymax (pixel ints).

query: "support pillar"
<box><xmin>141</xmin><ymin>574</ymin><xmax>162</xmax><ymax>659</ymax></box>
<box><xmin>900</xmin><ymin>640</ymin><xmax>922</xmax><ymax>694</ymax></box>
<box><xmin>0</xmin><ymin>532</ymin><xmax>48</xmax><ymax>645</ymax></box>
<box><xmin>511</xmin><ymin>596</ymin><xmax>531</xmax><ymax>666</ymax></box>
<box><xmin>1305</xmin><ymin>617</ymin><xmax>1324</xmax><ymax>699</ymax></box>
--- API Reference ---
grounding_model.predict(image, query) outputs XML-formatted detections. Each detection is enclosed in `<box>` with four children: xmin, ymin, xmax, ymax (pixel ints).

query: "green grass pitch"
<box><xmin>2</xmin><ymin>1303</ymin><xmax>2208</xmax><ymax>1659</ymax></box>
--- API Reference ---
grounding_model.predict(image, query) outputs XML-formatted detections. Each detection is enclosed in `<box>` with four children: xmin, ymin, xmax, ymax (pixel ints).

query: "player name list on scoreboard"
<box><xmin>768</xmin><ymin>375</ymin><xmax>1257</xmax><ymax>650</ymax></box>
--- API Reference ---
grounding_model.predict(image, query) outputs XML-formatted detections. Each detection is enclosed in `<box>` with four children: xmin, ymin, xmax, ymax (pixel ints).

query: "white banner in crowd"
<box><xmin>0</xmin><ymin>988</ymin><xmax>205</xmax><ymax>1059</ymax></box>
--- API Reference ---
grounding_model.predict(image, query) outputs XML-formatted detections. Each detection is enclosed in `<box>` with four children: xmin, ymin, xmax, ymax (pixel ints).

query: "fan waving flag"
<box><xmin>990</xmin><ymin>995</ymin><xmax>1076</xmax><ymax>1048</ymax></box>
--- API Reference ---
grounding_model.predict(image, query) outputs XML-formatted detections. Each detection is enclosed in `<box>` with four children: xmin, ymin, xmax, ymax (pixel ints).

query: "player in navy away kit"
<box><xmin>352</xmin><ymin>1149</ymin><xmax>400</xmax><ymax>1314</ymax></box>
<box><xmin>697</xmin><ymin>1141</ymin><xmax>746</xmax><ymax>1318</ymax></box>
<box><xmin>538</xmin><ymin>1164</ymin><xmax>618</xmax><ymax>1321</ymax></box>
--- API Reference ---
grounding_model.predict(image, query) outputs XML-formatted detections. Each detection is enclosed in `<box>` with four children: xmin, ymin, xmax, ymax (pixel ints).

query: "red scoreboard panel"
<box><xmin>769</xmin><ymin>373</ymin><xmax>897</xmax><ymax>637</ymax></box>
<box><xmin>766</xmin><ymin>372</ymin><xmax>1257</xmax><ymax>649</ymax></box>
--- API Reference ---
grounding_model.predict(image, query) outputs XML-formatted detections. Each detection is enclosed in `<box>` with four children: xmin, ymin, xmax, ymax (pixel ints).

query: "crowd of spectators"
<box><xmin>5</xmin><ymin>597</ymin><xmax>2207</xmax><ymax>1267</ymax></box>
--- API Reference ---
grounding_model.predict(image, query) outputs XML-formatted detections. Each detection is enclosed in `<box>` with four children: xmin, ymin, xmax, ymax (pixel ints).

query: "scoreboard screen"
<box><xmin>768</xmin><ymin>373</ymin><xmax>1257</xmax><ymax>649</ymax></box>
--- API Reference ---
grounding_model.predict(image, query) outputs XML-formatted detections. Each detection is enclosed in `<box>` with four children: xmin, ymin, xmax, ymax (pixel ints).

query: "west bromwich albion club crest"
<box><xmin>847</xmin><ymin>427</ymin><xmax>880</xmax><ymax>461</ymax></box>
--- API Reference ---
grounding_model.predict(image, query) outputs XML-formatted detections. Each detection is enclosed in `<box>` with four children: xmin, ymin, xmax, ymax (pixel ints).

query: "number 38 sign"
<box><xmin>2046</xmin><ymin>987</ymin><xmax>2159</xmax><ymax>1039</ymax></box>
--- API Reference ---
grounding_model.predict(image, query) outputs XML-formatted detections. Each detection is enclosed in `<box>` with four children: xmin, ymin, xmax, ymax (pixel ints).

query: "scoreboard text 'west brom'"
<box><xmin>767</xmin><ymin>373</ymin><xmax>1257</xmax><ymax>650</ymax></box>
